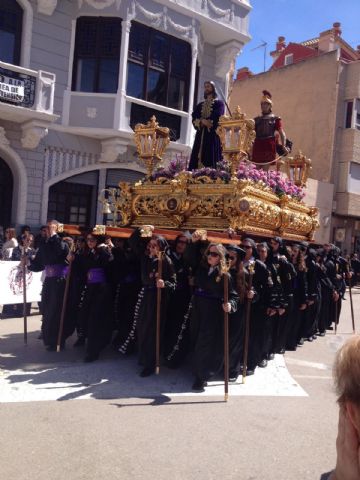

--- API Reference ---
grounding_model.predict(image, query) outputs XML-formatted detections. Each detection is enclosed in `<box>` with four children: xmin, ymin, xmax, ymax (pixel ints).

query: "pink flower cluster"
<box><xmin>150</xmin><ymin>159</ymin><xmax>305</xmax><ymax>201</ymax></box>
<box><xmin>237</xmin><ymin>162</ymin><xmax>305</xmax><ymax>200</ymax></box>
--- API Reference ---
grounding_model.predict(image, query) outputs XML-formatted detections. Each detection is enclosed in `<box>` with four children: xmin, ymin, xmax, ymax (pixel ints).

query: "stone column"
<box><xmin>185</xmin><ymin>40</ymin><xmax>198</xmax><ymax>146</ymax></box>
<box><xmin>114</xmin><ymin>18</ymin><xmax>132</xmax><ymax>131</ymax></box>
<box><xmin>96</xmin><ymin>168</ymin><xmax>107</xmax><ymax>225</ymax></box>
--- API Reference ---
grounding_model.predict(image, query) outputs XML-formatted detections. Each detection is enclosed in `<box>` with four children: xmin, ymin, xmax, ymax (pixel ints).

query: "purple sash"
<box><xmin>87</xmin><ymin>268</ymin><xmax>106</xmax><ymax>284</ymax></box>
<box><xmin>45</xmin><ymin>264</ymin><xmax>69</xmax><ymax>278</ymax></box>
<box><xmin>194</xmin><ymin>288</ymin><xmax>222</xmax><ymax>301</ymax></box>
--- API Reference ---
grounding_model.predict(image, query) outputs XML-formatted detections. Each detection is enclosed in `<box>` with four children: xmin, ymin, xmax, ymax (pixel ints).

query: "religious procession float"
<box><xmin>83</xmin><ymin>106</ymin><xmax>318</xmax><ymax>244</ymax></box>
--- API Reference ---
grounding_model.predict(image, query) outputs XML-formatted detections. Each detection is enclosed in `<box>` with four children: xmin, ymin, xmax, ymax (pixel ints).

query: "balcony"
<box><xmin>336</xmin><ymin>192</ymin><xmax>360</xmax><ymax>217</ymax></box>
<box><xmin>338</xmin><ymin>128</ymin><xmax>360</xmax><ymax>165</ymax></box>
<box><xmin>155</xmin><ymin>0</ymin><xmax>251</xmax><ymax>45</ymax></box>
<box><xmin>0</xmin><ymin>61</ymin><xmax>58</xmax><ymax>148</ymax></box>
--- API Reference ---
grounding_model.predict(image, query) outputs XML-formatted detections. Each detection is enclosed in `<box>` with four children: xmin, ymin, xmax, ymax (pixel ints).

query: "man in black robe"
<box><xmin>28</xmin><ymin>220</ymin><xmax>70</xmax><ymax>350</ymax></box>
<box><xmin>188</xmin><ymin>81</ymin><xmax>224</xmax><ymax>170</ymax></box>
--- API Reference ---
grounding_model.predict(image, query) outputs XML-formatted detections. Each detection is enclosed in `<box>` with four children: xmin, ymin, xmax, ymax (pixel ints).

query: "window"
<box><xmin>348</xmin><ymin>162</ymin><xmax>360</xmax><ymax>194</ymax></box>
<box><xmin>72</xmin><ymin>17</ymin><xmax>121</xmax><ymax>93</ymax></box>
<box><xmin>130</xmin><ymin>103</ymin><xmax>181</xmax><ymax>141</ymax></box>
<box><xmin>345</xmin><ymin>100</ymin><xmax>360</xmax><ymax>130</ymax></box>
<box><xmin>48</xmin><ymin>182</ymin><xmax>94</xmax><ymax>226</ymax></box>
<box><xmin>284</xmin><ymin>53</ymin><xmax>293</xmax><ymax>66</ymax></box>
<box><xmin>345</xmin><ymin>101</ymin><xmax>353</xmax><ymax>128</ymax></box>
<box><xmin>127</xmin><ymin>22</ymin><xmax>191</xmax><ymax>111</ymax></box>
<box><xmin>355</xmin><ymin>99</ymin><xmax>360</xmax><ymax>130</ymax></box>
<box><xmin>0</xmin><ymin>0</ymin><xmax>23</xmax><ymax>65</ymax></box>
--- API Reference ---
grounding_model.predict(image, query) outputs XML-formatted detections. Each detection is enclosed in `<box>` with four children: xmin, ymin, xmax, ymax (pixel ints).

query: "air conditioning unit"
<box><xmin>335</xmin><ymin>228</ymin><xmax>346</xmax><ymax>242</ymax></box>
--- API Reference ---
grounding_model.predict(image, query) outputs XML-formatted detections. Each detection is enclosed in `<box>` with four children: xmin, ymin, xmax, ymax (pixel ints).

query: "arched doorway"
<box><xmin>48</xmin><ymin>171</ymin><xmax>99</xmax><ymax>227</ymax></box>
<box><xmin>45</xmin><ymin>168</ymin><xmax>144</xmax><ymax>227</ymax></box>
<box><xmin>0</xmin><ymin>157</ymin><xmax>14</xmax><ymax>228</ymax></box>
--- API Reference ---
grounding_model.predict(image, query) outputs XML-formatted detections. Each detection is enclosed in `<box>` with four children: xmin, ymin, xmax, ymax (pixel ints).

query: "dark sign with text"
<box><xmin>0</xmin><ymin>67</ymin><xmax>36</xmax><ymax>108</ymax></box>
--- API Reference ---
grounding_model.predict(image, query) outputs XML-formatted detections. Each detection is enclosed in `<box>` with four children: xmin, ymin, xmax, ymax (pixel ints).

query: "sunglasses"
<box><xmin>207</xmin><ymin>251</ymin><xmax>220</xmax><ymax>258</ymax></box>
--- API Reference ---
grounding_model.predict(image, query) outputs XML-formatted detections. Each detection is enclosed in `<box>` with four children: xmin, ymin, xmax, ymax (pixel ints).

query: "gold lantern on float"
<box><xmin>134</xmin><ymin>116</ymin><xmax>170</xmax><ymax>177</ymax></box>
<box><xmin>216</xmin><ymin>106</ymin><xmax>255</xmax><ymax>179</ymax></box>
<box><xmin>285</xmin><ymin>151</ymin><xmax>312</xmax><ymax>187</ymax></box>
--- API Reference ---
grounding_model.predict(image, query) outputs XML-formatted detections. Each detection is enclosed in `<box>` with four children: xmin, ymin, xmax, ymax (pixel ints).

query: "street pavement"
<box><xmin>0</xmin><ymin>288</ymin><xmax>359</xmax><ymax>480</ymax></box>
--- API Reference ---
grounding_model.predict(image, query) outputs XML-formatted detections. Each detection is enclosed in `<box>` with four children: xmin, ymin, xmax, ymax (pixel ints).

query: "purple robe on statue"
<box><xmin>189</xmin><ymin>98</ymin><xmax>225</xmax><ymax>170</ymax></box>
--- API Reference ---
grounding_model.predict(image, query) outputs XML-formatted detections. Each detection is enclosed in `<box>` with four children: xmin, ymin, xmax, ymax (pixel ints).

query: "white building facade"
<box><xmin>0</xmin><ymin>0</ymin><xmax>251</xmax><ymax>229</ymax></box>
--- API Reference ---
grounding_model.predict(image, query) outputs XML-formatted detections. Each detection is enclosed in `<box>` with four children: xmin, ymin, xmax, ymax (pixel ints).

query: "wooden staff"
<box><xmin>334</xmin><ymin>292</ymin><xmax>339</xmax><ymax>335</ymax></box>
<box><xmin>223</xmin><ymin>267</ymin><xmax>230</xmax><ymax>402</ymax></box>
<box><xmin>347</xmin><ymin>263</ymin><xmax>356</xmax><ymax>334</ymax></box>
<box><xmin>334</xmin><ymin>263</ymin><xmax>340</xmax><ymax>335</ymax></box>
<box><xmin>155</xmin><ymin>251</ymin><xmax>164</xmax><ymax>374</ymax></box>
<box><xmin>21</xmin><ymin>247</ymin><xmax>28</xmax><ymax>346</ymax></box>
<box><xmin>56</xmin><ymin>250</ymin><xmax>74</xmax><ymax>352</ymax></box>
<box><xmin>242</xmin><ymin>261</ymin><xmax>255</xmax><ymax>384</ymax></box>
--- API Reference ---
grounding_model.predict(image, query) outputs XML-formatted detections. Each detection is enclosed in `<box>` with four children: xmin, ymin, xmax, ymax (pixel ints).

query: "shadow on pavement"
<box><xmin>0</xmin><ymin>330</ymin><xmax>209</xmax><ymax>404</ymax></box>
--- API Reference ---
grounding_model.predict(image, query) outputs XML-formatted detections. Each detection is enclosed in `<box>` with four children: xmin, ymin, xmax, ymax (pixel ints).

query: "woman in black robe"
<box><xmin>302</xmin><ymin>248</ymin><xmax>321</xmax><ymax>341</ymax></box>
<box><xmin>317</xmin><ymin>251</ymin><xmax>335</xmax><ymax>336</ymax></box>
<box><xmin>190</xmin><ymin>242</ymin><xmax>238</xmax><ymax>392</ymax></box>
<box><xmin>286</xmin><ymin>245</ymin><xmax>308</xmax><ymax>350</ymax></box>
<box><xmin>72</xmin><ymin>233</ymin><xmax>113</xmax><ymax>362</ymax></box>
<box><xmin>28</xmin><ymin>221</ymin><xmax>70</xmax><ymax>350</ymax></box>
<box><xmin>129</xmin><ymin>229</ymin><xmax>176</xmax><ymax>377</ymax></box>
<box><xmin>111</xmin><ymin>239</ymin><xmax>142</xmax><ymax>354</ymax></box>
<box><xmin>240</xmin><ymin>238</ymin><xmax>274</xmax><ymax>374</ymax></box>
<box><xmin>164</xmin><ymin>234</ymin><xmax>193</xmax><ymax>368</ymax></box>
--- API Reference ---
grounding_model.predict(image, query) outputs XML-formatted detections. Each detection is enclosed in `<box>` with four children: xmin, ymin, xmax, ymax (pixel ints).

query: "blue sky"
<box><xmin>236</xmin><ymin>0</ymin><xmax>360</xmax><ymax>74</ymax></box>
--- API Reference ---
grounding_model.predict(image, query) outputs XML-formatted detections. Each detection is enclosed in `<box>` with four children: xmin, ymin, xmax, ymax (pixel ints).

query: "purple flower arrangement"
<box><xmin>150</xmin><ymin>158</ymin><xmax>305</xmax><ymax>201</ymax></box>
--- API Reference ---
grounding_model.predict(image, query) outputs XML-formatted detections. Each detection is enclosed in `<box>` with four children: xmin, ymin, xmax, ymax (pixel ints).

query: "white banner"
<box><xmin>0</xmin><ymin>75</ymin><xmax>25</xmax><ymax>103</ymax></box>
<box><xmin>0</xmin><ymin>261</ymin><xmax>43</xmax><ymax>305</ymax></box>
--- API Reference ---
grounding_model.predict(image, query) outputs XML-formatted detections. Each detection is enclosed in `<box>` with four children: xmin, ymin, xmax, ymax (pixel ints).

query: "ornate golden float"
<box><xmin>99</xmin><ymin>110</ymin><xmax>318</xmax><ymax>241</ymax></box>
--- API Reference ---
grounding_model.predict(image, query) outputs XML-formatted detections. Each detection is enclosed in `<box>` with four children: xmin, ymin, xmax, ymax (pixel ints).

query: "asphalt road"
<box><xmin>1</xmin><ymin>288</ymin><xmax>359</xmax><ymax>480</ymax></box>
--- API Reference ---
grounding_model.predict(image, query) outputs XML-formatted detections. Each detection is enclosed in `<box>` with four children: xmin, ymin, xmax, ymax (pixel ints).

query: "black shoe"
<box><xmin>46</xmin><ymin>345</ymin><xmax>56</xmax><ymax>351</ymax></box>
<box><xmin>306</xmin><ymin>337</ymin><xmax>313</xmax><ymax>342</ymax></box>
<box><xmin>327</xmin><ymin>326</ymin><xmax>334</xmax><ymax>331</ymax></box>
<box><xmin>298</xmin><ymin>338</ymin><xmax>305</xmax><ymax>346</ymax></box>
<box><xmin>229</xmin><ymin>372</ymin><xmax>238</xmax><ymax>382</ymax></box>
<box><xmin>37</xmin><ymin>332</ymin><xmax>43</xmax><ymax>340</ymax></box>
<box><xmin>192</xmin><ymin>378</ymin><xmax>206</xmax><ymax>392</ymax></box>
<box><xmin>312</xmin><ymin>335</ymin><xmax>317</xmax><ymax>340</ymax></box>
<box><xmin>286</xmin><ymin>346</ymin><xmax>297</xmax><ymax>351</ymax></box>
<box><xmin>318</xmin><ymin>332</ymin><xmax>326</xmax><ymax>337</ymax></box>
<box><xmin>84</xmin><ymin>353</ymin><xmax>99</xmax><ymax>363</ymax></box>
<box><xmin>246</xmin><ymin>369</ymin><xmax>255</xmax><ymax>376</ymax></box>
<box><xmin>267</xmin><ymin>353</ymin><xmax>275</xmax><ymax>361</ymax></box>
<box><xmin>258</xmin><ymin>359</ymin><xmax>267</xmax><ymax>368</ymax></box>
<box><xmin>73</xmin><ymin>337</ymin><xmax>86</xmax><ymax>347</ymax></box>
<box><xmin>277</xmin><ymin>348</ymin><xmax>286</xmax><ymax>354</ymax></box>
<box><xmin>139</xmin><ymin>367</ymin><xmax>155</xmax><ymax>377</ymax></box>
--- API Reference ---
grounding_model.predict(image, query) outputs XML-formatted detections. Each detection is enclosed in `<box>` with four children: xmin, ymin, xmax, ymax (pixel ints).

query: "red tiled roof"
<box><xmin>271</xmin><ymin>43</ymin><xmax>317</xmax><ymax>70</ymax></box>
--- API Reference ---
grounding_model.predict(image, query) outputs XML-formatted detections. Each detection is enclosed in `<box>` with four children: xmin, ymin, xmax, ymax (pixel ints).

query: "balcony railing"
<box><xmin>0</xmin><ymin>60</ymin><xmax>56</xmax><ymax>120</ymax></box>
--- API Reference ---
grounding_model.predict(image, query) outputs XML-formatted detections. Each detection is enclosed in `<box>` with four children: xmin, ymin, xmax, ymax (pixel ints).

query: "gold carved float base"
<box><xmin>112</xmin><ymin>173</ymin><xmax>319</xmax><ymax>241</ymax></box>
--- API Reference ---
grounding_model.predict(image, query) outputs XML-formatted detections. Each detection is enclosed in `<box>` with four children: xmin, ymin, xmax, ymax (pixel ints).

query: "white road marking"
<box><xmin>285</xmin><ymin>357</ymin><xmax>331</xmax><ymax>370</ymax></box>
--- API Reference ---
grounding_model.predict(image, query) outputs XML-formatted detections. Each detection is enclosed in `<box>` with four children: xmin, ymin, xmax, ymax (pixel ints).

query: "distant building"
<box><xmin>0</xmin><ymin>0</ymin><xmax>251</xmax><ymax>230</ymax></box>
<box><xmin>231</xmin><ymin>22</ymin><xmax>360</xmax><ymax>250</ymax></box>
